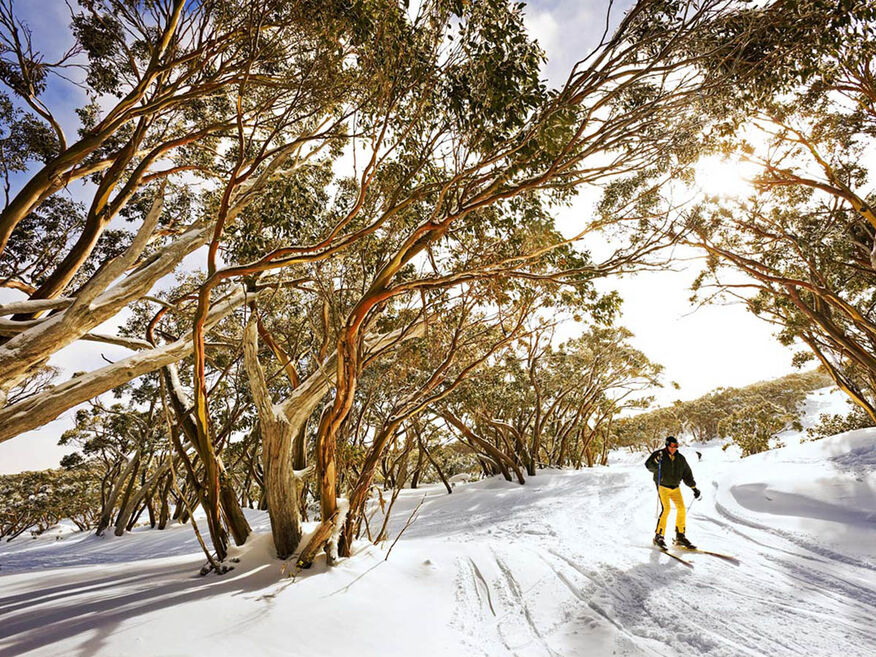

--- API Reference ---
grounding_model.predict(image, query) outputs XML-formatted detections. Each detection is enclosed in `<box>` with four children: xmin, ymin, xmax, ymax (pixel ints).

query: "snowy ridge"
<box><xmin>1</xmin><ymin>391</ymin><xmax>874</xmax><ymax>656</ymax></box>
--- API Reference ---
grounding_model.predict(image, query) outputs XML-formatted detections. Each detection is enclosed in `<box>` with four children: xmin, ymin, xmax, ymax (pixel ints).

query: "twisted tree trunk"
<box><xmin>95</xmin><ymin>450</ymin><xmax>141</xmax><ymax>536</ymax></box>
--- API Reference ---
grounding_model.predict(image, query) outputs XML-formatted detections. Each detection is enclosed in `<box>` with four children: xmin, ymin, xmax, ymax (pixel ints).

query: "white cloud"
<box><xmin>524</xmin><ymin>0</ymin><xmax>631</xmax><ymax>85</ymax></box>
<box><xmin>523</xmin><ymin>9</ymin><xmax>560</xmax><ymax>58</ymax></box>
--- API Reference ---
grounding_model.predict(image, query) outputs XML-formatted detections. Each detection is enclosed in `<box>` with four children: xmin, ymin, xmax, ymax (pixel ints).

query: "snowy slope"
<box><xmin>1</xmin><ymin>400</ymin><xmax>874</xmax><ymax>657</ymax></box>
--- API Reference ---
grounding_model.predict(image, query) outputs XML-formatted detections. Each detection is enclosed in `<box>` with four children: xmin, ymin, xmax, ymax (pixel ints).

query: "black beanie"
<box><xmin>665</xmin><ymin>436</ymin><xmax>678</xmax><ymax>446</ymax></box>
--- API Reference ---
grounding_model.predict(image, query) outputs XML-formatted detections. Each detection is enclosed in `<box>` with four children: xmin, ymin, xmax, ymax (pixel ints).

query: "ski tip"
<box><xmin>676</xmin><ymin>547</ymin><xmax>741</xmax><ymax>566</ymax></box>
<box><xmin>705</xmin><ymin>553</ymin><xmax>741</xmax><ymax>566</ymax></box>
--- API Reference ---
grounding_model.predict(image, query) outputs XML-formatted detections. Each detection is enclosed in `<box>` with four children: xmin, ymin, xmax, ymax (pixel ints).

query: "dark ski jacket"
<box><xmin>645</xmin><ymin>448</ymin><xmax>696</xmax><ymax>489</ymax></box>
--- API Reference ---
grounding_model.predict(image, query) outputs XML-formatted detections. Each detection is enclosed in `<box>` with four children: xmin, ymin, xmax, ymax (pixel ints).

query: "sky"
<box><xmin>0</xmin><ymin>1</ymin><xmax>799</xmax><ymax>474</ymax></box>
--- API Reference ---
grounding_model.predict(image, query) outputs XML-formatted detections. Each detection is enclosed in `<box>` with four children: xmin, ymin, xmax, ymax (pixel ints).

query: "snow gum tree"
<box><xmin>684</xmin><ymin>0</ymin><xmax>876</xmax><ymax>421</ymax></box>
<box><xmin>613</xmin><ymin>370</ymin><xmax>830</xmax><ymax>451</ymax></box>
<box><xmin>168</xmin><ymin>0</ymin><xmax>726</xmax><ymax>565</ymax></box>
<box><xmin>717</xmin><ymin>401</ymin><xmax>795</xmax><ymax>456</ymax></box>
<box><xmin>439</xmin><ymin>323</ymin><xmax>662</xmax><ymax>474</ymax></box>
<box><xmin>0</xmin><ymin>0</ymin><xmax>750</xmax><ymax>569</ymax></box>
<box><xmin>58</xmin><ymin>398</ymin><xmax>167</xmax><ymax>536</ymax></box>
<box><xmin>334</xmin><ymin>286</ymin><xmax>548</xmax><ymax>557</ymax></box>
<box><xmin>0</xmin><ymin>467</ymin><xmax>101</xmax><ymax>540</ymax></box>
<box><xmin>0</xmin><ymin>0</ymin><xmax>393</xmax><ymax>562</ymax></box>
<box><xmin>0</xmin><ymin>0</ymin><xmax>365</xmax><ymax>440</ymax></box>
<box><xmin>283</xmin><ymin>0</ymin><xmax>739</xmax><ymax>566</ymax></box>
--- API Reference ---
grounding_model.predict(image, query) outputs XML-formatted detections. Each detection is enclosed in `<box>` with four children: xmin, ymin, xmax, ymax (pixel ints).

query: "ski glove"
<box><xmin>692</xmin><ymin>487</ymin><xmax>701</xmax><ymax>499</ymax></box>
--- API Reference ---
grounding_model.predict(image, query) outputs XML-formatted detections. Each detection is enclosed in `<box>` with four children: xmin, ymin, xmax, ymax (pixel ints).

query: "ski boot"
<box><xmin>673</xmin><ymin>531</ymin><xmax>696</xmax><ymax>549</ymax></box>
<box><xmin>653</xmin><ymin>532</ymin><xmax>667</xmax><ymax>549</ymax></box>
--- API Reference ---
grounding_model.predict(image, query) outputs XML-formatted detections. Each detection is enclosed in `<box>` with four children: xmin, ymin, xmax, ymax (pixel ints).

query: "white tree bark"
<box><xmin>242</xmin><ymin>317</ymin><xmax>425</xmax><ymax>558</ymax></box>
<box><xmin>0</xmin><ymin>196</ymin><xmax>212</xmax><ymax>394</ymax></box>
<box><xmin>0</xmin><ymin>288</ymin><xmax>252</xmax><ymax>443</ymax></box>
<box><xmin>0</xmin><ymin>298</ymin><xmax>72</xmax><ymax>316</ymax></box>
<box><xmin>0</xmin><ymin>148</ymin><xmax>304</xmax><ymax>399</ymax></box>
<box><xmin>243</xmin><ymin>318</ymin><xmax>303</xmax><ymax>558</ymax></box>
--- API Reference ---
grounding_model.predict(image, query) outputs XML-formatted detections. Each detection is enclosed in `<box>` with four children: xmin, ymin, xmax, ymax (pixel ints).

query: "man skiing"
<box><xmin>645</xmin><ymin>436</ymin><xmax>701</xmax><ymax>550</ymax></box>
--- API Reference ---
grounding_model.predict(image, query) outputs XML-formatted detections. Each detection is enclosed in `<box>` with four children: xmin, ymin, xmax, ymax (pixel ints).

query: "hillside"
<box><xmin>1</xmin><ymin>391</ymin><xmax>874</xmax><ymax>657</ymax></box>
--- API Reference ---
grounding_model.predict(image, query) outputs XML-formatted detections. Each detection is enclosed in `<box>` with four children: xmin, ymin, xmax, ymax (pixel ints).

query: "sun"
<box><xmin>694</xmin><ymin>155</ymin><xmax>759</xmax><ymax>199</ymax></box>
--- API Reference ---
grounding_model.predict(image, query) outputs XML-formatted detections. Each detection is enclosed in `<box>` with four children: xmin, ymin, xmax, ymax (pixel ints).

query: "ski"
<box><xmin>654</xmin><ymin>546</ymin><xmax>694</xmax><ymax>568</ymax></box>
<box><xmin>673</xmin><ymin>547</ymin><xmax>739</xmax><ymax>565</ymax></box>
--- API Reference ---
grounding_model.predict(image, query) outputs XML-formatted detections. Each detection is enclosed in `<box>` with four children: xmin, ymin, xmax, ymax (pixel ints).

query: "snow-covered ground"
<box><xmin>1</xmin><ymin>391</ymin><xmax>874</xmax><ymax>657</ymax></box>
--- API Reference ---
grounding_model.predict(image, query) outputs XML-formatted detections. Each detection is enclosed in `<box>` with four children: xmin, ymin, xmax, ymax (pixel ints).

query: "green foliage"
<box><xmin>226</xmin><ymin>164</ymin><xmax>335</xmax><ymax>263</ymax></box>
<box><xmin>0</xmin><ymin>467</ymin><xmax>101</xmax><ymax>540</ymax></box>
<box><xmin>0</xmin><ymin>196</ymin><xmax>85</xmax><ymax>287</ymax></box>
<box><xmin>71</xmin><ymin>9</ymin><xmax>126</xmax><ymax>95</ymax></box>
<box><xmin>0</xmin><ymin>92</ymin><xmax>58</xmax><ymax>166</ymax></box>
<box><xmin>613</xmin><ymin>405</ymin><xmax>684</xmax><ymax>451</ymax></box>
<box><xmin>444</xmin><ymin>1</ymin><xmax>546</xmax><ymax>153</ymax></box>
<box><xmin>442</xmin><ymin>320</ymin><xmax>664</xmax><ymax>472</ymax></box>
<box><xmin>615</xmin><ymin>369</ymin><xmax>831</xmax><ymax>452</ymax></box>
<box><xmin>428</xmin><ymin>443</ymin><xmax>482</xmax><ymax>480</ymax></box>
<box><xmin>805</xmin><ymin>405</ymin><xmax>875</xmax><ymax>442</ymax></box>
<box><xmin>717</xmin><ymin>400</ymin><xmax>794</xmax><ymax>457</ymax></box>
<box><xmin>693</xmin><ymin>0</ymin><xmax>876</xmax><ymax>109</ymax></box>
<box><xmin>685</xmin><ymin>0</ymin><xmax>876</xmax><ymax>423</ymax></box>
<box><xmin>59</xmin><ymin>402</ymin><xmax>164</xmax><ymax>461</ymax></box>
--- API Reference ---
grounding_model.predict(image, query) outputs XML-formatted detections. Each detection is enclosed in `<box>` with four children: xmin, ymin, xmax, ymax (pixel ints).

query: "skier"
<box><xmin>645</xmin><ymin>436</ymin><xmax>701</xmax><ymax>549</ymax></box>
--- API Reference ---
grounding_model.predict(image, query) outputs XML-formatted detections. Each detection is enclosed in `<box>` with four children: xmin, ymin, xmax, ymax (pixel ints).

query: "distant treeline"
<box><xmin>5</xmin><ymin>369</ymin><xmax>870</xmax><ymax>543</ymax></box>
<box><xmin>0</xmin><ymin>468</ymin><xmax>100</xmax><ymax>542</ymax></box>
<box><xmin>613</xmin><ymin>370</ymin><xmax>836</xmax><ymax>456</ymax></box>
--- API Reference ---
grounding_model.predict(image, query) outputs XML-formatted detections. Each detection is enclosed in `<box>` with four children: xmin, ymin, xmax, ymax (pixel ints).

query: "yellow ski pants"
<box><xmin>656</xmin><ymin>485</ymin><xmax>686</xmax><ymax>535</ymax></box>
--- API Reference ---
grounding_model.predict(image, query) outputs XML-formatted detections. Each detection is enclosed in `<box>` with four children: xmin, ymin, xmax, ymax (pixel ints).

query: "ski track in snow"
<box><xmin>0</xmin><ymin>414</ymin><xmax>874</xmax><ymax>657</ymax></box>
<box><xmin>433</xmin><ymin>444</ymin><xmax>876</xmax><ymax>657</ymax></box>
